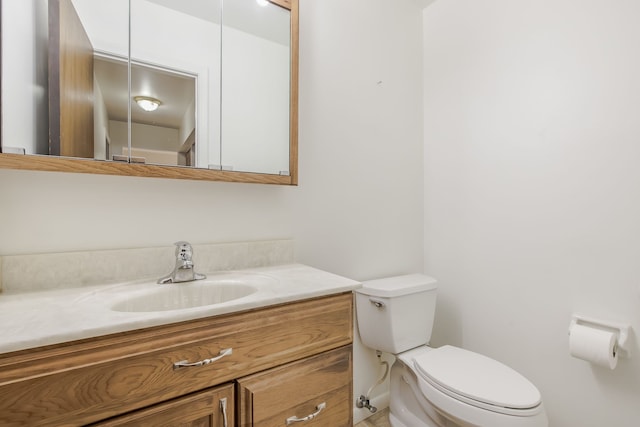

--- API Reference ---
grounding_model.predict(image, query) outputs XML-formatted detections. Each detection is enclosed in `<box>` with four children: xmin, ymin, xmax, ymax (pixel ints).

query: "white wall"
<box><xmin>297</xmin><ymin>1</ymin><xmax>424</xmax><ymax>422</ymax></box>
<box><xmin>423</xmin><ymin>1</ymin><xmax>640</xmax><ymax>426</ymax></box>
<box><xmin>0</xmin><ymin>0</ymin><xmax>424</xmax><ymax>424</ymax></box>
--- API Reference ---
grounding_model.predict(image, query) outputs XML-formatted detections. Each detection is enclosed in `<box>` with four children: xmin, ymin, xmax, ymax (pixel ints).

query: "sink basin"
<box><xmin>111</xmin><ymin>275</ymin><xmax>269</xmax><ymax>312</ymax></box>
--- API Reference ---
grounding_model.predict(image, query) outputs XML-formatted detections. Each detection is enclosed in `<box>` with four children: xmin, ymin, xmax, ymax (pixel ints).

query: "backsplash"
<box><xmin>0</xmin><ymin>240</ymin><xmax>294</xmax><ymax>294</ymax></box>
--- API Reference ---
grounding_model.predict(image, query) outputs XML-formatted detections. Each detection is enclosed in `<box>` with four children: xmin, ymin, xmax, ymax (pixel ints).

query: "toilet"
<box><xmin>355</xmin><ymin>274</ymin><xmax>548</xmax><ymax>427</ymax></box>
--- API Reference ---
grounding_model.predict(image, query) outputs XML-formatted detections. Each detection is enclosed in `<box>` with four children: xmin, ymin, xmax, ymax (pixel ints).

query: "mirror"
<box><xmin>94</xmin><ymin>55</ymin><xmax>198</xmax><ymax>167</ymax></box>
<box><xmin>0</xmin><ymin>0</ymin><xmax>298</xmax><ymax>184</ymax></box>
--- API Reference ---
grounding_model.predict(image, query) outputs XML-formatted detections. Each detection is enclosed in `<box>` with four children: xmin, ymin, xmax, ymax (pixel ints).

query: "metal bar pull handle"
<box><xmin>173</xmin><ymin>348</ymin><xmax>233</xmax><ymax>369</ymax></box>
<box><xmin>220</xmin><ymin>397</ymin><xmax>228</xmax><ymax>427</ymax></box>
<box><xmin>286</xmin><ymin>402</ymin><xmax>327</xmax><ymax>425</ymax></box>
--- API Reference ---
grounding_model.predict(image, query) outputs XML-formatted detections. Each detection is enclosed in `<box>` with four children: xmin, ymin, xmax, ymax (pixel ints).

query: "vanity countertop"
<box><xmin>0</xmin><ymin>263</ymin><xmax>361</xmax><ymax>354</ymax></box>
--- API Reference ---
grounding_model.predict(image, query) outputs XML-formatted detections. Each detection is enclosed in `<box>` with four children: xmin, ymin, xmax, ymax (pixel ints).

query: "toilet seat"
<box><xmin>413</xmin><ymin>345</ymin><xmax>543</xmax><ymax>417</ymax></box>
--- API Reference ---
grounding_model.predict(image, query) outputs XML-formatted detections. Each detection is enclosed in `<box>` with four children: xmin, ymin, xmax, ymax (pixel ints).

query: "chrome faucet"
<box><xmin>158</xmin><ymin>241</ymin><xmax>206</xmax><ymax>284</ymax></box>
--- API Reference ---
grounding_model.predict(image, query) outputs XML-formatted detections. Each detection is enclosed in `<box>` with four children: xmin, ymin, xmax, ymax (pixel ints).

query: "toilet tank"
<box><xmin>355</xmin><ymin>274</ymin><xmax>437</xmax><ymax>354</ymax></box>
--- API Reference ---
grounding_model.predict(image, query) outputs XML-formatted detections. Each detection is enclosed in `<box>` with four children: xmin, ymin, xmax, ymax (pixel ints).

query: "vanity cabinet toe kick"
<box><xmin>0</xmin><ymin>293</ymin><xmax>354</xmax><ymax>427</ymax></box>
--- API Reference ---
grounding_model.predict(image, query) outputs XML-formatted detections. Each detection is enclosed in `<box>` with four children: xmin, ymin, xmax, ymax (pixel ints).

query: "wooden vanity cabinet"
<box><xmin>0</xmin><ymin>292</ymin><xmax>353</xmax><ymax>426</ymax></box>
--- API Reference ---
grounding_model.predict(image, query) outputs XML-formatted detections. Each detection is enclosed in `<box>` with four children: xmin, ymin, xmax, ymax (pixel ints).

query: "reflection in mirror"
<box><xmin>221</xmin><ymin>0</ymin><xmax>290</xmax><ymax>175</ymax></box>
<box><xmin>48</xmin><ymin>0</ymin><xmax>95</xmax><ymax>159</ymax></box>
<box><xmin>128</xmin><ymin>63</ymin><xmax>197</xmax><ymax>167</ymax></box>
<box><xmin>129</xmin><ymin>0</ymin><xmax>218</xmax><ymax>169</ymax></box>
<box><xmin>0</xmin><ymin>0</ymin><xmax>298</xmax><ymax>184</ymax></box>
<box><xmin>1</xmin><ymin>0</ymin><xmax>128</xmax><ymax>157</ymax></box>
<box><xmin>94</xmin><ymin>55</ymin><xmax>197</xmax><ymax>167</ymax></box>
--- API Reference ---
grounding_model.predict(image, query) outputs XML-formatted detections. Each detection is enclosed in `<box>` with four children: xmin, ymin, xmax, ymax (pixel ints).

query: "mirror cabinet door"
<box><xmin>221</xmin><ymin>0</ymin><xmax>290</xmax><ymax>176</ymax></box>
<box><xmin>0</xmin><ymin>0</ymin><xmax>297</xmax><ymax>184</ymax></box>
<box><xmin>129</xmin><ymin>0</ymin><xmax>220</xmax><ymax>170</ymax></box>
<box><xmin>1</xmin><ymin>0</ymin><xmax>130</xmax><ymax>158</ymax></box>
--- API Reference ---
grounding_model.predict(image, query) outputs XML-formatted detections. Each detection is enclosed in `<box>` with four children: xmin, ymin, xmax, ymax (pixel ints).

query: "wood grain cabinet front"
<box><xmin>0</xmin><ymin>292</ymin><xmax>353</xmax><ymax>426</ymax></box>
<box><xmin>92</xmin><ymin>383</ymin><xmax>234</xmax><ymax>427</ymax></box>
<box><xmin>237</xmin><ymin>345</ymin><xmax>353</xmax><ymax>427</ymax></box>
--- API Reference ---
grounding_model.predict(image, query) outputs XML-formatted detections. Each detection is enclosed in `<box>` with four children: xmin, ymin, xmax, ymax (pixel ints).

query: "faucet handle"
<box><xmin>158</xmin><ymin>241</ymin><xmax>205</xmax><ymax>284</ymax></box>
<box><xmin>174</xmin><ymin>241</ymin><xmax>193</xmax><ymax>262</ymax></box>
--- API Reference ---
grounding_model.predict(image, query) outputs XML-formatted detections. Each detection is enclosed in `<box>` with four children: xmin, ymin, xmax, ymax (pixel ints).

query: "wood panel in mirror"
<box><xmin>49</xmin><ymin>0</ymin><xmax>95</xmax><ymax>158</ymax></box>
<box><xmin>0</xmin><ymin>0</ymin><xmax>298</xmax><ymax>185</ymax></box>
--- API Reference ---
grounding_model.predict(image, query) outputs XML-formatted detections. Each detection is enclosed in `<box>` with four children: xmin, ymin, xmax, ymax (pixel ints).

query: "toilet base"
<box><xmin>388</xmin><ymin>412</ymin><xmax>410</xmax><ymax>427</ymax></box>
<box><xmin>389</xmin><ymin>356</ymin><xmax>453</xmax><ymax>427</ymax></box>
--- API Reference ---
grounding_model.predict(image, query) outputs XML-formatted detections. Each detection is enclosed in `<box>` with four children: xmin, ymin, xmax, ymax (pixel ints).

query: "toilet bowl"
<box><xmin>391</xmin><ymin>346</ymin><xmax>547</xmax><ymax>427</ymax></box>
<box><xmin>355</xmin><ymin>274</ymin><xmax>548</xmax><ymax>427</ymax></box>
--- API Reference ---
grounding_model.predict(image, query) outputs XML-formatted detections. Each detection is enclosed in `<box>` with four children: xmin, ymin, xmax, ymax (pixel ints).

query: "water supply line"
<box><xmin>356</xmin><ymin>350</ymin><xmax>389</xmax><ymax>413</ymax></box>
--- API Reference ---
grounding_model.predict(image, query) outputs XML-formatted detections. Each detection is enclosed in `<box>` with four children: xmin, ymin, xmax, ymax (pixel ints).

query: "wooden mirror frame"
<box><xmin>0</xmin><ymin>0</ymin><xmax>298</xmax><ymax>185</ymax></box>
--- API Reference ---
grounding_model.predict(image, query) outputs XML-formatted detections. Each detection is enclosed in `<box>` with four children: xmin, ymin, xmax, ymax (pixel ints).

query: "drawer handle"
<box><xmin>285</xmin><ymin>402</ymin><xmax>327</xmax><ymax>425</ymax></box>
<box><xmin>173</xmin><ymin>348</ymin><xmax>233</xmax><ymax>369</ymax></box>
<box><xmin>220</xmin><ymin>397</ymin><xmax>228</xmax><ymax>427</ymax></box>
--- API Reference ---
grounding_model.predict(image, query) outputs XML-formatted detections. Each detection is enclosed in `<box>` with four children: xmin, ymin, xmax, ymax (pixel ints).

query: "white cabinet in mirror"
<box><xmin>0</xmin><ymin>0</ymin><xmax>298</xmax><ymax>184</ymax></box>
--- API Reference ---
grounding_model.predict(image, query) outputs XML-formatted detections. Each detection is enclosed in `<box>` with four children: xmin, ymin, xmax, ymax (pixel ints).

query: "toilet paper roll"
<box><xmin>569</xmin><ymin>324</ymin><xmax>618</xmax><ymax>369</ymax></box>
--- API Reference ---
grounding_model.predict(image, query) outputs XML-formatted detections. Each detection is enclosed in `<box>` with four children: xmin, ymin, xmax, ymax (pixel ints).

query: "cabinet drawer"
<box><xmin>237</xmin><ymin>345</ymin><xmax>352</xmax><ymax>427</ymax></box>
<box><xmin>92</xmin><ymin>383</ymin><xmax>234</xmax><ymax>427</ymax></box>
<box><xmin>0</xmin><ymin>293</ymin><xmax>353</xmax><ymax>426</ymax></box>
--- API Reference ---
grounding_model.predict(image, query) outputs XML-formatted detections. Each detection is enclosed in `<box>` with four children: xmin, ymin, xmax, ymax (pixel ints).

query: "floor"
<box><xmin>355</xmin><ymin>408</ymin><xmax>392</xmax><ymax>427</ymax></box>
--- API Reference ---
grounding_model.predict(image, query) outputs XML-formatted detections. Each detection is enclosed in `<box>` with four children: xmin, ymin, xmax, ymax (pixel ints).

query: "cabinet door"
<box><xmin>93</xmin><ymin>383</ymin><xmax>234</xmax><ymax>427</ymax></box>
<box><xmin>237</xmin><ymin>345</ymin><xmax>352</xmax><ymax>427</ymax></box>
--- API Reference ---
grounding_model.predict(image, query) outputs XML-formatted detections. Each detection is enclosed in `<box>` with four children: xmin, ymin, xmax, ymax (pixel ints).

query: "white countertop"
<box><xmin>0</xmin><ymin>264</ymin><xmax>361</xmax><ymax>354</ymax></box>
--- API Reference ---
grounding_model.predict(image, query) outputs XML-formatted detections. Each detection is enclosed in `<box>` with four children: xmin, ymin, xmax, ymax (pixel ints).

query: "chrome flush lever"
<box><xmin>369</xmin><ymin>298</ymin><xmax>385</xmax><ymax>309</ymax></box>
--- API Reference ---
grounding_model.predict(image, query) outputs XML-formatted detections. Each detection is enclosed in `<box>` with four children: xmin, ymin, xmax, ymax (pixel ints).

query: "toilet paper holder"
<box><xmin>569</xmin><ymin>314</ymin><xmax>631</xmax><ymax>358</ymax></box>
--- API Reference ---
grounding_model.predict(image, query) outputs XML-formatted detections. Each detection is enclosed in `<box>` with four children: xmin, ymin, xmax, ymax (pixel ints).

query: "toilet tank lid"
<box><xmin>357</xmin><ymin>273</ymin><xmax>437</xmax><ymax>297</ymax></box>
